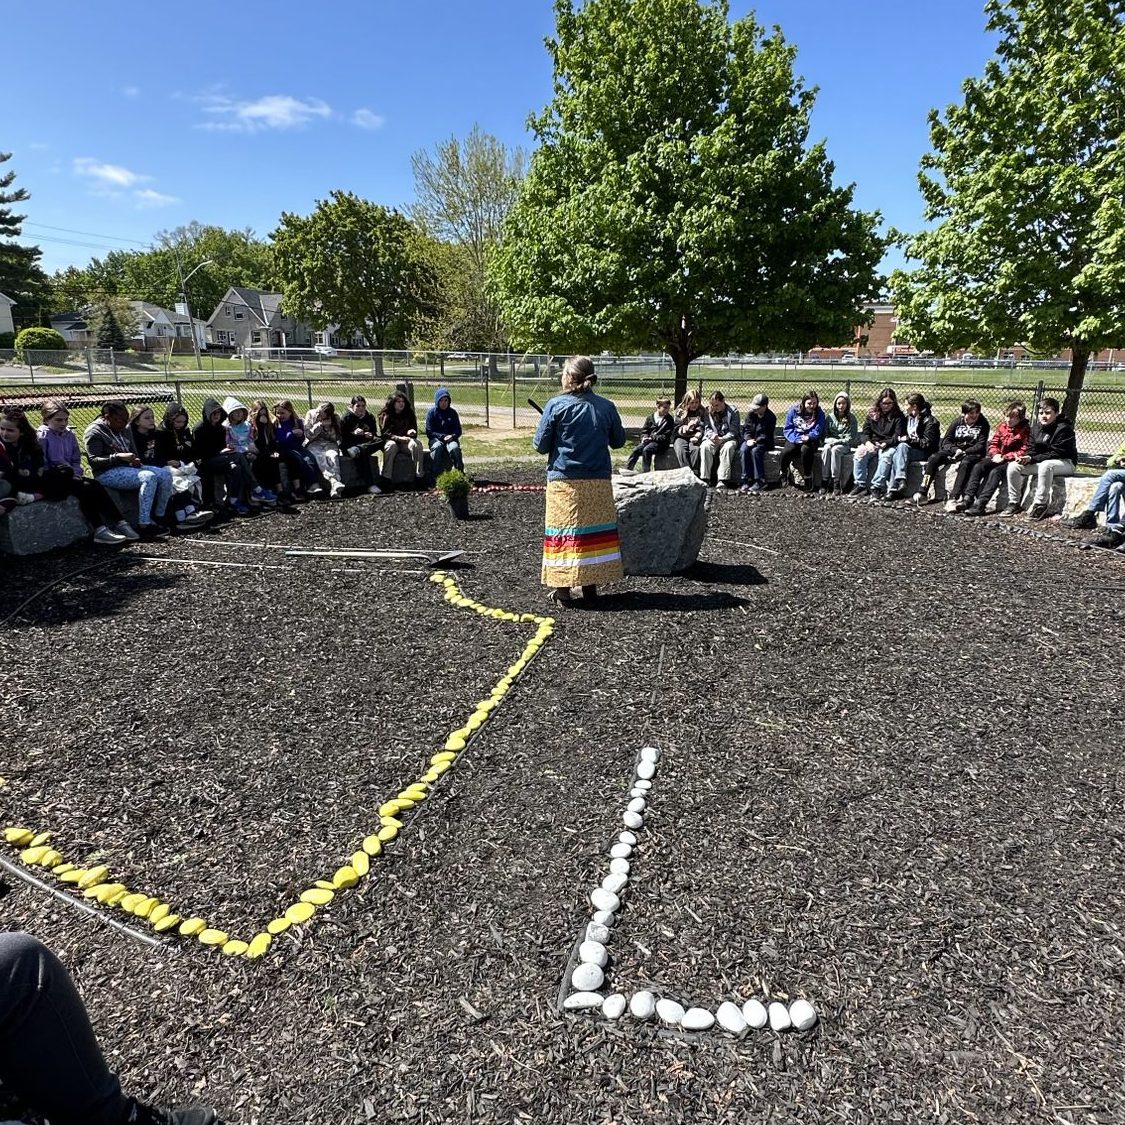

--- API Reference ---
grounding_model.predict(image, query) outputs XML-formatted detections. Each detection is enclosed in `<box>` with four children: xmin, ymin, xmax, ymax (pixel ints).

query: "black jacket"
<box><xmin>1027</xmin><ymin>417</ymin><xmax>1078</xmax><ymax>464</ymax></box>
<box><xmin>640</xmin><ymin>412</ymin><xmax>676</xmax><ymax>448</ymax></box>
<box><xmin>742</xmin><ymin>409</ymin><xmax>777</xmax><ymax>448</ymax></box>
<box><xmin>939</xmin><ymin>416</ymin><xmax>990</xmax><ymax>458</ymax></box>
<box><xmin>156</xmin><ymin>402</ymin><xmax>198</xmax><ymax>465</ymax></box>
<box><xmin>341</xmin><ymin>409</ymin><xmax>381</xmax><ymax>446</ymax></box>
<box><xmin>192</xmin><ymin>397</ymin><xmax>228</xmax><ymax>460</ymax></box>
<box><xmin>862</xmin><ymin>409</ymin><xmax>906</xmax><ymax>448</ymax></box>
<box><xmin>130</xmin><ymin>423</ymin><xmax>161</xmax><ymax>467</ymax></box>
<box><xmin>903</xmin><ymin>406</ymin><xmax>941</xmax><ymax>454</ymax></box>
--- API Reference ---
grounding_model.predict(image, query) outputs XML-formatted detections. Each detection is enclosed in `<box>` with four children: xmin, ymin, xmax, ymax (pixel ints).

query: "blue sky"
<box><xmin>6</xmin><ymin>0</ymin><xmax>998</xmax><ymax>277</ymax></box>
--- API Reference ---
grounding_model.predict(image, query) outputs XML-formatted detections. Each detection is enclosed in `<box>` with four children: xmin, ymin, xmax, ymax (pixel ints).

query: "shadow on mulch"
<box><xmin>579</xmin><ymin>589</ymin><xmax>751</xmax><ymax>612</ymax></box>
<box><xmin>683</xmin><ymin>559</ymin><xmax>768</xmax><ymax>585</ymax></box>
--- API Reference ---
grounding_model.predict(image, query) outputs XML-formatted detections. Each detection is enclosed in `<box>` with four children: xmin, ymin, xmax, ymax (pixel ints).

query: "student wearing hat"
<box><xmin>739</xmin><ymin>393</ymin><xmax>776</xmax><ymax>494</ymax></box>
<box><xmin>623</xmin><ymin>395</ymin><xmax>675</xmax><ymax>472</ymax></box>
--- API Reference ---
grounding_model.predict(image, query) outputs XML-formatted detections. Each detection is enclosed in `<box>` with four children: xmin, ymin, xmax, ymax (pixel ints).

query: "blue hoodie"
<box><xmin>425</xmin><ymin>387</ymin><xmax>462</xmax><ymax>443</ymax></box>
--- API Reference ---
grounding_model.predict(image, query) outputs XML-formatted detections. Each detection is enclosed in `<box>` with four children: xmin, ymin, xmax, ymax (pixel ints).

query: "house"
<box><xmin>129</xmin><ymin>301</ymin><xmax>207</xmax><ymax>353</ymax></box>
<box><xmin>206</xmin><ymin>287</ymin><xmax>314</xmax><ymax>351</ymax></box>
<box><xmin>49</xmin><ymin>311</ymin><xmax>91</xmax><ymax>346</ymax></box>
<box><xmin>0</xmin><ymin>291</ymin><xmax>15</xmax><ymax>338</ymax></box>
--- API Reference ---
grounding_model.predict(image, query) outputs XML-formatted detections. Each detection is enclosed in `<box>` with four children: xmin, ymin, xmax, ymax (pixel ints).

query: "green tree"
<box><xmin>95</xmin><ymin>304</ymin><xmax>127</xmax><ymax>350</ymax></box>
<box><xmin>411</xmin><ymin>125</ymin><xmax>525</xmax><ymax>352</ymax></box>
<box><xmin>84</xmin><ymin>294</ymin><xmax>141</xmax><ymax>348</ymax></box>
<box><xmin>271</xmin><ymin>191</ymin><xmax>440</xmax><ymax>359</ymax></box>
<box><xmin>489</xmin><ymin>0</ymin><xmax>885</xmax><ymax>401</ymax></box>
<box><xmin>0</xmin><ymin>152</ymin><xmax>49</xmax><ymax>326</ymax></box>
<box><xmin>889</xmin><ymin>0</ymin><xmax>1125</xmax><ymax>420</ymax></box>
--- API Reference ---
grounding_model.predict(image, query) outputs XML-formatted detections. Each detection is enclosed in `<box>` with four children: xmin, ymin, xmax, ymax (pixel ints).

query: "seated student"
<box><xmin>821</xmin><ymin>391</ymin><xmax>859</xmax><ymax>495</ymax></box>
<box><xmin>963</xmin><ymin>401</ymin><xmax>1031</xmax><ymax>515</ymax></box>
<box><xmin>624</xmin><ymin>395</ymin><xmax>675</xmax><ymax>472</ymax></box>
<box><xmin>83</xmin><ymin>401</ymin><xmax>173</xmax><ymax>539</ymax></box>
<box><xmin>1002</xmin><ymin>397</ymin><xmax>1077</xmax><ymax>519</ymax></box>
<box><xmin>778</xmin><ymin>389</ymin><xmax>825</xmax><ymax>491</ymax></box>
<box><xmin>224</xmin><ymin>396</ymin><xmax>275</xmax><ymax>507</ymax></box>
<box><xmin>341</xmin><ymin>394</ymin><xmax>384</xmax><ymax>494</ymax></box>
<box><xmin>272</xmin><ymin>399</ymin><xmax>323</xmax><ymax>499</ymax></box>
<box><xmin>885</xmin><ymin>393</ymin><xmax>940</xmax><ymax>500</ymax></box>
<box><xmin>245</xmin><ymin>400</ymin><xmax>286</xmax><ymax>502</ymax></box>
<box><xmin>1062</xmin><ymin>437</ymin><xmax>1125</xmax><ymax>548</ymax></box>
<box><xmin>916</xmin><ymin>398</ymin><xmax>990</xmax><ymax>508</ymax></box>
<box><xmin>192</xmin><ymin>397</ymin><xmax>256</xmax><ymax>516</ymax></box>
<box><xmin>0</xmin><ymin>931</ymin><xmax>222</xmax><ymax>1125</ymax></box>
<box><xmin>32</xmin><ymin>400</ymin><xmax>136</xmax><ymax>542</ymax></box>
<box><xmin>425</xmin><ymin>387</ymin><xmax>465</xmax><ymax>477</ymax></box>
<box><xmin>673</xmin><ymin>388</ymin><xmax>706</xmax><ymax>473</ymax></box>
<box><xmin>700</xmin><ymin>390</ymin><xmax>740</xmax><ymax>489</ymax></box>
<box><xmin>303</xmin><ymin>401</ymin><xmax>347</xmax><ymax>498</ymax></box>
<box><xmin>850</xmin><ymin>388</ymin><xmax>907</xmax><ymax>497</ymax></box>
<box><xmin>739</xmin><ymin>393</ymin><xmax>776</xmax><ymax>494</ymax></box>
<box><xmin>379</xmin><ymin>390</ymin><xmax>426</xmax><ymax>485</ymax></box>
<box><xmin>154</xmin><ymin>402</ymin><xmax>215</xmax><ymax>522</ymax></box>
<box><xmin>129</xmin><ymin>406</ymin><xmax>210</xmax><ymax>531</ymax></box>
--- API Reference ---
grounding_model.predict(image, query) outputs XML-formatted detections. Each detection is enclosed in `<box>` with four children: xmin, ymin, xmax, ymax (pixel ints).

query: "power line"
<box><xmin>22</xmin><ymin>221</ymin><xmax>151</xmax><ymax>248</ymax></box>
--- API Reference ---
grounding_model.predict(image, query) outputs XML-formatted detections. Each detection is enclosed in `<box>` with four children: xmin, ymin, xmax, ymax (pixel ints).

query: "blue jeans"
<box><xmin>854</xmin><ymin>447</ymin><xmax>894</xmax><ymax>488</ymax></box>
<box><xmin>890</xmin><ymin>443</ymin><xmax>927</xmax><ymax>488</ymax></box>
<box><xmin>95</xmin><ymin>465</ymin><xmax>172</xmax><ymax>525</ymax></box>
<box><xmin>430</xmin><ymin>439</ymin><xmax>464</xmax><ymax>475</ymax></box>
<box><xmin>740</xmin><ymin>440</ymin><xmax>767</xmax><ymax>485</ymax></box>
<box><xmin>1089</xmin><ymin>467</ymin><xmax>1125</xmax><ymax>528</ymax></box>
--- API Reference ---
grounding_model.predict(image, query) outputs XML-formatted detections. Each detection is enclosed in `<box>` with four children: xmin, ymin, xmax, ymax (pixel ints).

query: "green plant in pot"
<box><xmin>436</xmin><ymin>469</ymin><xmax>471</xmax><ymax>518</ymax></box>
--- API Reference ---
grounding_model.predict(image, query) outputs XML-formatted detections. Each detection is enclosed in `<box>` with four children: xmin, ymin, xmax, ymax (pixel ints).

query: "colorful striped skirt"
<box><xmin>541</xmin><ymin>477</ymin><xmax>624</xmax><ymax>588</ymax></box>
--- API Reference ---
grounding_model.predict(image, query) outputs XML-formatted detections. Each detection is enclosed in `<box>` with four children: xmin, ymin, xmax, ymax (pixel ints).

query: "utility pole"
<box><xmin>168</xmin><ymin>242</ymin><xmax>213</xmax><ymax>370</ymax></box>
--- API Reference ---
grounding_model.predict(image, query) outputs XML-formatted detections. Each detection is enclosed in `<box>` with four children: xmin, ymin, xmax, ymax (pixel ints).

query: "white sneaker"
<box><xmin>715</xmin><ymin>481</ymin><xmax>728</xmax><ymax>491</ymax></box>
<box><xmin>944</xmin><ymin>499</ymin><xmax>958</xmax><ymax>513</ymax></box>
<box><xmin>114</xmin><ymin>521</ymin><xmax>141</xmax><ymax>541</ymax></box>
<box><xmin>182</xmin><ymin>510</ymin><xmax>214</xmax><ymax>527</ymax></box>
<box><xmin>368</xmin><ymin>484</ymin><xmax>383</xmax><ymax>495</ymax></box>
<box><xmin>912</xmin><ymin>491</ymin><xmax>923</xmax><ymax>504</ymax></box>
<box><xmin>93</xmin><ymin>526</ymin><xmax>127</xmax><ymax>545</ymax></box>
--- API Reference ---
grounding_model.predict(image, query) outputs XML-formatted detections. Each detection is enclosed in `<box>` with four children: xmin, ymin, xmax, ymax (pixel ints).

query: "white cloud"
<box><xmin>73</xmin><ymin>157</ymin><xmax>150</xmax><ymax>188</ymax></box>
<box><xmin>28</xmin><ymin>141</ymin><xmax>50</xmax><ymax>151</ymax></box>
<box><xmin>134</xmin><ymin>188</ymin><xmax>180</xmax><ymax>208</ymax></box>
<box><xmin>198</xmin><ymin>92</ymin><xmax>333</xmax><ymax>132</ymax></box>
<box><xmin>351</xmin><ymin>108</ymin><xmax>385</xmax><ymax>131</ymax></box>
<box><xmin>122</xmin><ymin>86</ymin><xmax>140</xmax><ymax>98</ymax></box>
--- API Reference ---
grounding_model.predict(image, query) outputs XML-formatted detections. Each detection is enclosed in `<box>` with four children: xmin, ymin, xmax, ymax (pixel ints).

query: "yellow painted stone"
<box><xmin>198</xmin><ymin>929</ymin><xmax>228</xmax><ymax>947</ymax></box>
<box><xmin>266</xmin><ymin>917</ymin><xmax>291</xmax><ymax>935</ymax></box>
<box><xmin>393</xmin><ymin>797</ymin><xmax>416</xmax><ymax>810</ymax></box>
<box><xmin>316</xmin><ymin>879</ymin><xmax>336</xmax><ymax>890</ymax></box>
<box><xmin>444</xmin><ymin>735</ymin><xmax>467</xmax><ymax>752</ymax></box>
<box><xmin>286</xmin><ymin>901</ymin><xmax>316</xmax><ymax>924</ymax></box>
<box><xmin>333</xmin><ymin>865</ymin><xmax>359</xmax><ymax>889</ymax></box>
<box><xmin>179</xmin><ymin>917</ymin><xmax>206</xmax><ymax>936</ymax></box>
<box><xmin>423</xmin><ymin>769</ymin><xmax>441</xmax><ymax>783</ymax></box>
<box><xmin>120</xmin><ymin>893</ymin><xmax>145</xmax><ymax>913</ymax></box>
<box><xmin>29</xmin><ymin>831</ymin><xmax>50</xmax><ymax>848</ymax></box>
<box><xmin>40</xmin><ymin>849</ymin><xmax>64</xmax><ymax>868</ymax></box>
<box><xmin>222</xmin><ymin>940</ymin><xmax>249</xmax><ymax>956</ymax></box>
<box><xmin>53</xmin><ymin>863</ymin><xmax>75</xmax><ymax>875</ymax></box>
<box><xmin>431</xmin><ymin>751</ymin><xmax>456</xmax><ymax>764</ymax></box>
<box><xmin>4</xmin><ymin>827</ymin><xmax>34</xmax><ymax>846</ymax></box>
<box><xmin>520</xmin><ymin>612</ymin><xmax>536</xmax><ymax>622</ymax></box>
<box><xmin>150</xmin><ymin>903</ymin><xmax>171</xmax><ymax>923</ymax></box>
<box><xmin>429</xmin><ymin>761</ymin><xmax>451</xmax><ymax>777</ymax></box>
<box><xmin>153</xmin><ymin>914</ymin><xmax>181</xmax><ymax>932</ymax></box>
<box><xmin>81</xmin><ymin>883</ymin><xmax>108</xmax><ymax>899</ymax></box>
<box><xmin>351</xmin><ymin>851</ymin><xmax>370</xmax><ymax>877</ymax></box>
<box><xmin>78</xmin><ymin>866</ymin><xmax>108</xmax><ymax>890</ymax></box>
<box><xmin>465</xmin><ymin>714</ymin><xmax>484</xmax><ymax>732</ymax></box>
<box><xmin>376</xmin><ymin>824</ymin><xmax>398</xmax><ymax>842</ymax></box>
<box><xmin>380</xmin><ymin>815</ymin><xmax>404</xmax><ymax>829</ymax></box>
<box><xmin>361</xmin><ymin>835</ymin><xmax>383</xmax><ymax>856</ymax></box>
<box><xmin>134</xmin><ymin>898</ymin><xmax>159</xmax><ymax>919</ymax></box>
<box><xmin>543</xmin><ymin>616</ymin><xmax>556</xmax><ymax>627</ymax></box>
<box><xmin>19</xmin><ymin>846</ymin><xmax>48</xmax><ymax>865</ymax></box>
<box><xmin>246</xmin><ymin>933</ymin><xmax>272</xmax><ymax>959</ymax></box>
<box><xmin>92</xmin><ymin>883</ymin><xmax>126</xmax><ymax>903</ymax></box>
<box><xmin>59</xmin><ymin>869</ymin><xmax>86</xmax><ymax>884</ymax></box>
<box><xmin>378</xmin><ymin>801</ymin><xmax>401</xmax><ymax>817</ymax></box>
<box><xmin>301</xmin><ymin>887</ymin><xmax>334</xmax><ymax>905</ymax></box>
<box><xmin>106</xmin><ymin>888</ymin><xmax>129</xmax><ymax>906</ymax></box>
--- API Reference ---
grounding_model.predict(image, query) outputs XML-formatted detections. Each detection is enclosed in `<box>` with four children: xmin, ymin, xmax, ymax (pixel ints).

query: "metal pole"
<box><xmin>510</xmin><ymin>358</ymin><xmax>516</xmax><ymax>428</ymax></box>
<box><xmin>484</xmin><ymin>358</ymin><xmax>490</xmax><ymax>429</ymax></box>
<box><xmin>85</xmin><ymin>346</ymin><xmax>94</xmax><ymax>382</ymax></box>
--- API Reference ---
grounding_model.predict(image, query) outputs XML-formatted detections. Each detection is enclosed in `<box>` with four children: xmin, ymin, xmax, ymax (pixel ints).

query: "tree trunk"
<box><xmin>1063</xmin><ymin>346</ymin><xmax>1089</xmax><ymax>424</ymax></box>
<box><xmin>672</xmin><ymin>353</ymin><xmax>690</xmax><ymax>405</ymax></box>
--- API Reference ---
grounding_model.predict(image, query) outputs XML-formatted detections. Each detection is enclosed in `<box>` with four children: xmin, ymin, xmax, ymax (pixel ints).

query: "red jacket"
<box><xmin>987</xmin><ymin>420</ymin><xmax>1030</xmax><ymax>461</ymax></box>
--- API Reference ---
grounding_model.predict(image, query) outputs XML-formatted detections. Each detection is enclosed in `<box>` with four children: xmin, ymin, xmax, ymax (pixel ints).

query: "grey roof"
<box><xmin>130</xmin><ymin>300</ymin><xmax>190</xmax><ymax>326</ymax></box>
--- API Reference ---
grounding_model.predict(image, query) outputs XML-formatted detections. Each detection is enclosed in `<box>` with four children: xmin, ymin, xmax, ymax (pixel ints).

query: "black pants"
<box><xmin>252</xmin><ymin>453</ymin><xmax>281</xmax><ymax>492</ymax></box>
<box><xmin>344</xmin><ymin>440</ymin><xmax>382</xmax><ymax>487</ymax></box>
<box><xmin>0</xmin><ymin>932</ymin><xmax>130</xmax><ymax>1125</ymax></box>
<box><xmin>779</xmin><ymin>439</ymin><xmax>820</xmax><ymax>483</ymax></box>
<box><xmin>40</xmin><ymin>470</ymin><xmax>122</xmax><ymax>528</ymax></box>
<box><xmin>200</xmin><ymin>453</ymin><xmax>253</xmax><ymax>506</ymax></box>
<box><xmin>924</xmin><ymin>451</ymin><xmax>983</xmax><ymax>499</ymax></box>
<box><xmin>965</xmin><ymin>459</ymin><xmax>1006</xmax><ymax>506</ymax></box>
<box><xmin>626</xmin><ymin>440</ymin><xmax>665</xmax><ymax>471</ymax></box>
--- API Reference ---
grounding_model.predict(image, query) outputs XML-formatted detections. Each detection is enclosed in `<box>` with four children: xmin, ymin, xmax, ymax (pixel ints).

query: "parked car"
<box><xmin>313</xmin><ymin>344</ymin><xmax>337</xmax><ymax>357</ymax></box>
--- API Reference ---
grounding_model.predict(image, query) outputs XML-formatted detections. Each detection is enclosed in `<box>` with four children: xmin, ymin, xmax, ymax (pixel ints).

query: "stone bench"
<box><xmin>0</xmin><ymin>497</ymin><xmax>93</xmax><ymax>556</ymax></box>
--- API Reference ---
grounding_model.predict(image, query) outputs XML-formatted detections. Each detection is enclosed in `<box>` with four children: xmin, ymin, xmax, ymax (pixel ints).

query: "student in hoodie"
<box><xmin>193</xmin><ymin>397</ymin><xmax>255</xmax><ymax>516</ymax></box>
<box><xmin>83</xmin><ymin>401</ymin><xmax>173</xmax><ymax>539</ymax></box>
<box><xmin>131</xmin><ymin>406</ymin><xmax>210</xmax><ymax>530</ymax></box>
<box><xmin>223</xmin><ymin>395</ymin><xmax>275</xmax><ymax>506</ymax></box>
<box><xmin>700</xmin><ymin>390</ymin><xmax>740</xmax><ymax>489</ymax></box>
<box><xmin>778</xmin><ymin>389</ymin><xmax>826</xmax><ymax>491</ymax></box>
<box><xmin>379</xmin><ymin>390</ymin><xmax>426</xmax><ymax>485</ymax></box>
<box><xmin>884</xmin><ymin>393</ymin><xmax>940</xmax><ymax>500</ymax></box>
<box><xmin>425</xmin><ymin>386</ymin><xmax>464</xmax><ymax>478</ymax></box>
<box><xmin>850</xmin><ymin>388</ymin><xmax>906</xmax><ymax>497</ymax></box>
<box><xmin>820</xmin><ymin>391</ymin><xmax>859</xmax><ymax>495</ymax></box>
<box><xmin>1062</xmin><ymin>437</ymin><xmax>1125</xmax><ymax>549</ymax></box>
<box><xmin>340</xmin><ymin>394</ymin><xmax>384</xmax><ymax>494</ymax></box>
<box><xmin>916</xmin><ymin>398</ymin><xmax>990</xmax><ymax>508</ymax></box>
<box><xmin>738</xmin><ymin>393</ymin><xmax>776</xmax><ymax>494</ymax></box>
<box><xmin>272</xmin><ymin>399</ymin><xmax>323</xmax><ymax>499</ymax></box>
<box><xmin>963</xmin><ymin>401</ymin><xmax>1032</xmax><ymax>516</ymax></box>
<box><xmin>32</xmin><ymin>400</ymin><xmax>135</xmax><ymax>542</ymax></box>
<box><xmin>304</xmin><ymin>401</ymin><xmax>347</xmax><ymax>498</ymax></box>
<box><xmin>623</xmin><ymin>395</ymin><xmax>675</xmax><ymax>472</ymax></box>
<box><xmin>1002</xmin><ymin>397</ymin><xmax>1077</xmax><ymax>519</ymax></box>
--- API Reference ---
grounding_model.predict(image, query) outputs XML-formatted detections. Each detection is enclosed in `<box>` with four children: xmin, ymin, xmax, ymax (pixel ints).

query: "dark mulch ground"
<box><xmin>1</xmin><ymin>482</ymin><xmax>1123</xmax><ymax>1125</ymax></box>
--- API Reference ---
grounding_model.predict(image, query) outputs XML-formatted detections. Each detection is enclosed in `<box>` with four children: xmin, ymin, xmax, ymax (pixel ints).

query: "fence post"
<box><xmin>1034</xmin><ymin>380</ymin><xmax>1045</xmax><ymax>412</ymax></box>
<box><xmin>306</xmin><ymin>379</ymin><xmax>313</xmax><ymax>411</ymax></box>
<box><xmin>510</xmin><ymin>360</ymin><xmax>516</xmax><ymax>429</ymax></box>
<box><xmin>27</xmin><ymin>354</ymin><xmax>34</xmax><ymax>383</ymax></box>
<box><xmin>845</xmin><ymin>377</ymin><xmax>851</xmax><ymax>398</ymax></box>
<box><xmin>85</xmin><ymin>347</ymin><xmax>94</xmax><ymax>383</ymax></box>
<box><xmin>111</xmin><ymin>349</ymin><xmax>118</xmax><ymax>383</ymax></box>
<box><xmin>484</xmin><ymin>360</ymin><xmax>490</xmax><ymax>429</ymax></box>
<box><xmin>175</xmin><ymin>380</ymin><xmax>182</xmax><ymax>405</ymax></box>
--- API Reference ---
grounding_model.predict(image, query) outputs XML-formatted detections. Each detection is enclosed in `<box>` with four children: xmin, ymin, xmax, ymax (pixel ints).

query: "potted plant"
<box><xmin>436</xmin><ymin>468</ymin><xmax>471</xmax><ymax>519</ymax></box>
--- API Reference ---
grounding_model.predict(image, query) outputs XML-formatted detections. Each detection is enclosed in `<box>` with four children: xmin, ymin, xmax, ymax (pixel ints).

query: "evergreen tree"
<box><xmin>96</xmin><ymin>304</ymin><xmax>127</xmax><ymax>351</ymax></box>
<box><xmin>0</xmin><ymin>152</ymin><xmax>48</xmax><ymax>325</ymax></box>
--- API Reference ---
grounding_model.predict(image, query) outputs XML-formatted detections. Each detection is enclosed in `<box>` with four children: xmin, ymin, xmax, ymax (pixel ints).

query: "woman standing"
<box><xmin>533</xmin><ymin>355</ymin><xmax>626</xmax><ymax>605</ymax></box>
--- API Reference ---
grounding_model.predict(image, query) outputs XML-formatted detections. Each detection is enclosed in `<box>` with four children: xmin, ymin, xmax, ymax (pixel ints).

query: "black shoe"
<box><xmin>128</xmin><ymin>1099</ymin><xmax>222</xmax><ymax>1125</ymax></box>
<box><xmin>581</xmin><ymin>585</ymin><xmax>598</xmax><ymax>600</ymax></box>
<box><xmin>884</xmin><ymin>487</ymin><xmax>904</xmax><ymax>501</ymax></box>
<box><xmin>137</xmin><ymin>523</ymin><xmax>170</xmax><ymax>541</ymax></box>
<box><xmin>1062</xmin><ymin>510</ymin><xmax>1097</xmax><ymax>530</ymax></box>
<box><xmin>547</xmin><ymin>587</ymin><xmax>574</xmax><ymax>605</ymax></box>
<box><xmin>848</xmin><ymin>483</ymin><xmax>868</xmax><ymax>498</ymax></box>
<box><xmin>1027</xmin><ymin>503</ymin><xmax>1049</xmax><ymax>520</ymax></box>
<box><xmin>963</xmin><ymin>502</ymin><xmax>986</xmax><ymax>517</ymax></box>
<box><xmin>999</xmin><ymin>504</ymin><xmax>1020</xmax><ymax>517</ymax></box>
<box><xmin>1093</xmin><ymin>531</ymin><xmax>1125</xmax><ymax>549</ymax></box>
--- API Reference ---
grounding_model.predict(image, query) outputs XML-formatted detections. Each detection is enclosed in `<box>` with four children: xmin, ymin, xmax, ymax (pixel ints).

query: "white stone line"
<box><xmin>560</xmin><ymin>745</ymin><xmax>818</xmax><ymax>1037</ymax></box>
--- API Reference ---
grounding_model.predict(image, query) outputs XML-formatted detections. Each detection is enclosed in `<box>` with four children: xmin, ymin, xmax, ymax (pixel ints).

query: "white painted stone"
<box><xmin>609</xmin><ymin>857</ymin><xmax>630</xmax><ymax>875</ymax></box>
<box><xmin>636</xmin><ymin>761</ymin><xmax>655</xmax><ymax>780</ymax></box>
<box><xmin>633</xmin><ymin>781</ymin><xmax>651</xmax><ymax>792</ymax></box>
<box><xmin>640</xmin><ymin>747</ymin><xmax>660</xmax><ymax>763</ymax></box>
<box><xmin>742</xmin><ymin>999</ymin><xmax>768</xmax><ymax>1028</ymax></box>
<box><xmin>629</xmin><ymin>788</ymin><xmax>647</xmax><ymax>799</ymax></box>
<box><xmin>716</xmin><ymin>1001</ymin><xmax>747</xmax><ymax>1035</ymax></box>
<box><xmin>656</xmin><ymin>998</ymin><xmax>685</xmax><ymax>1026</ymax></box>
<box><xmin>682</xmin><ymin>1007</ymin><xmax>715</xmax><ymax>1031</ymax></box>
<box><xmin>602</xmin><ymin>993</ymin><xmax>627</xmax><ymax>1020</ymax></box>
<box><xmin>619</xmin><ymin>830</ymin><xmax>638</xmax><ymax>844</ymax></box>
<box><xmin>629</xmin><ymin>990</ymin><xmax>656</xmax><ymax>1020</ymax></box>
<box><xmin>768</xmin><ymin>1002</ymin><xmax>792</xmax><ymax>1032</ymax></box>
<box><xmin>601</xmin><ymin>872</ymin><xmax>628</xmax><ymax>895</ymax></box>
<box><xmin>590</xmin><ymin>888</ymin><xmax>620</xmax><ymax>913</ymax></box>
<box><xmin>572</xmin><ymin>962</ymin><xmax>605</xmax><ymax>991</ymax></box>
<box><xmin>610</xmin><ymin>842</ymin><xmax>632</xmax><ymax>859</ymax></box>
<box><xmin>578</xmin><ymin>940</ymin><xmax>608</xmax><ymax>966</ymax></box>
<box><xmin>592</xmin><ymin>909</ymin><xmax>616</xmax><ymax>927</ymax></box>
<box><xmin>563</xmin><ymin>991</ymin><xmax>603</xmax><ymax>1010</ymax></box>
<box><xmin>623</xmin><ymin>810</ymin><xmax>643</xmax><ymax>830</ymax></box>
<box><xmin>627</xmin><ymin>797</ymin><xmax>646</xmax><ymax>814</ymax></box>
<box><xmin>789</xmin><ymin>999</ymin><xmax>817</xmax><ymax>1031</ymax></box>
<box><xmin>585</xmin><ymin>921</ymin><xmax>611</xmax><ymax>944</ymax></box>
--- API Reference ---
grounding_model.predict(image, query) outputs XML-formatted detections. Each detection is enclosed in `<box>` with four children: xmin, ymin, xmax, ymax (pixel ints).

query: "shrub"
<box><xmin>15</xmin><ymin>327</ymin><xmax>68</xmax><ymax>361</ymax></box>
<box><xmin>435</xmin><ymin>468</ymin><xmax>471</xmax><ymax>500</ymax></box>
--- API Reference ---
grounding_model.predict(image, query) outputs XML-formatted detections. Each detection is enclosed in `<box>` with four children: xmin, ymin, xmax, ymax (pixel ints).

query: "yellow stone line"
<box><xmin>1</xmin><ymin>572</ymin><xmax>555</xmax><ymax>962</ymax></box>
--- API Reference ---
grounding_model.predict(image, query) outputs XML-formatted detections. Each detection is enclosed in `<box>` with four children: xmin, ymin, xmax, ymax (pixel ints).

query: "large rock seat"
<box><xmin>613</xmin><ymin>466</ymin><xmax>708</xmax><ymax>575</ymax></box>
